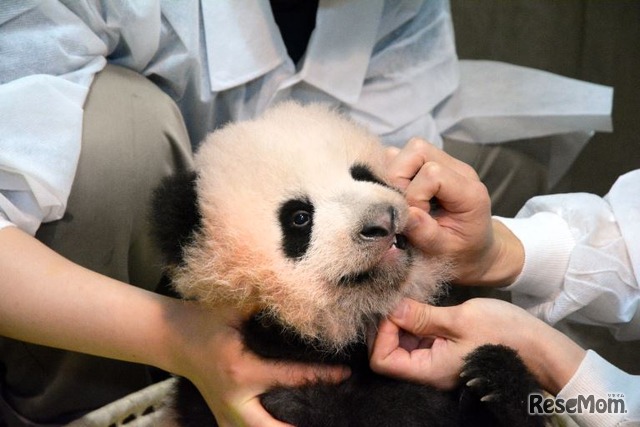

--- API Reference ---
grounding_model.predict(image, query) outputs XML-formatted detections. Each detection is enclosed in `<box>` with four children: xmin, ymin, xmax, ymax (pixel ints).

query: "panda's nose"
<box><xmin>360</xmin><ymin>206</ymin><xmax>395</xmax><ymax>241</ymax></box>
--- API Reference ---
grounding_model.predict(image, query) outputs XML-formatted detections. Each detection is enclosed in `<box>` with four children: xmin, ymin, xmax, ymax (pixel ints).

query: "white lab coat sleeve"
<box><xmin>0</xmin><ymin>2</ymin><xmax>111</xmax><ymax>234</ymax></box>
<box><xmin>556</xmin><ymin>350</ymin><xmax>640</xmax><ymax>427</ymax></box>
<box><xmin>0</xmin><ymin>1</ymin><xmax>164</xmax><ymax>236</ymax></box>
<box><xmin>495</xmin><ymin>170</ymin><xmax>640</xmax><ymax>341</ymax></box>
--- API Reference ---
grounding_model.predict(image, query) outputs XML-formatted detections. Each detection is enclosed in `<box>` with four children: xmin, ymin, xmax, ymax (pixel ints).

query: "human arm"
<box><xmin>386</xmin><ymin>139</ymin><xmax>640</xmax><ymax>337</ymax></box>
<box><xmin>369</xmin><ymin>297</ymin><xmax>585</xmax><ymax>394</ymax></box>
<box><xmin>497</xmin><ymin>170</ymin><xmax>640</xmax><ymax>339</ymax></box>
<box><xmin>0</xmin><ymin>226</ymin><xmax>348</xmax><ymax>426</ymax></box>
<box><xmin>369</xmin><ymin>298</ymin><xmax>640</xmax><ymax>426</ymax></box>
<box><xmin>556</xmin><ymin>350</ymin><xmax>640</xmax><ymax>427</ymax></box>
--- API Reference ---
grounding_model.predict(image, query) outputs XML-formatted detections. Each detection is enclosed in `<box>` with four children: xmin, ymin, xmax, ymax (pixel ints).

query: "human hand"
<box><xmin>385</xmin><ymin>138</ymin><xmax>524</xmax><ymax>286</ymax></box>
<box><xmin>368</xmin><ymin>298</ymin><xmax>585</xmax><ymax>394</ymax></box>
<box><xmin>167</xmin><ymin>302</ymin><xmax>350</xmax><ymax>427</ymax></box>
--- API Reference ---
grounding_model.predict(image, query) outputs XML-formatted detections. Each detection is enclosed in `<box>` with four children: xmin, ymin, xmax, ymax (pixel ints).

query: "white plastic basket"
<box><xmin>64</xmin><ymin>377</ymin><xmax>578</xmax><ymax>427</ymax></box>
<box><xmin>64</xmin><ymin>378</ymin><xmax>176</xmax><ymax>427</ymax></box>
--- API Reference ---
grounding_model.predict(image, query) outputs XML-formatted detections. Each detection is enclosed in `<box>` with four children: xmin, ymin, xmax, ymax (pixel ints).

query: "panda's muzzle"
<box><xmin>336</xmin><ymin>205</ymin><xmax>411</xmax><ymax>287</ymax></box>
<box><xmin>358</xmin><ymin>205</ymin><xmax>408</xmax><ymax>249</ymax></box>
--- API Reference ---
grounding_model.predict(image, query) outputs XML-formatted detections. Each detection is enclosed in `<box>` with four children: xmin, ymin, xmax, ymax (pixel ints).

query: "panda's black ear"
<box><xmin>150</xmin><ymin>170</ymin><xmax>202</xmax><ymax>265</ymax></box>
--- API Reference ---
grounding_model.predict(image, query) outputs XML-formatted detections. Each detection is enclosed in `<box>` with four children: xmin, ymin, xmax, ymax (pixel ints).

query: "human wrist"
<box><xmin>156</xmin><ymin>297</ymin><xmax>201</xmax><ymax>378</ymax></box>
<box><xmin>521</xmin><ymin>319</ymin><xmax>586</xmax><ymax>394</ymax></box>
<box><xmin>488</xmin><ymin>219</ymin><xmax>525</xmax><ymax>286</ymax></box>
<box><xmin>458</xmin><ymin>219</ymin><xmax>524</xmax><ymax>287</ymax></box>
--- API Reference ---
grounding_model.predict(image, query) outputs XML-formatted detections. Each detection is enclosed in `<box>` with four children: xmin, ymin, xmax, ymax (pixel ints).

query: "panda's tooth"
<box><xmin>394</xmin><ymin>234</ymin><xmax>408</xmax><ymax>250</ymax></box>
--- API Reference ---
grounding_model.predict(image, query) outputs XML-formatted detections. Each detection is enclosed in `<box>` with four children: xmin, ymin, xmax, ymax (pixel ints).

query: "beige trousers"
<box><xmin>0</xmin><ymin>65</ymin><xmax>192</xmax><ymax>426</ymax></box>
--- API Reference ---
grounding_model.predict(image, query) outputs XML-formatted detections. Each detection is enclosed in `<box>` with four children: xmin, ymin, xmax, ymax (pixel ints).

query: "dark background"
<box><xmin>451</xmin><ymin>0</ymin><xmax>640</xmax><ymax>196</ymax></box>
<box><xmin>450</xmin><ymin>1</ymin><xmax>640</xmax><ymax>373</ymax></box>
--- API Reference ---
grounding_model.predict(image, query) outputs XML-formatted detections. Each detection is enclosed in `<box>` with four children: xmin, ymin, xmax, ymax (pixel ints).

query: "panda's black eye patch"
<box><xmin>279</xmin><ymin>198</ymin><xmax>314</xmax><ymax>260</ymax></box>
<box><xmin>350</xmin><ymin>163</ymin><xmax>386</xmax><ymax>187</ymax></box>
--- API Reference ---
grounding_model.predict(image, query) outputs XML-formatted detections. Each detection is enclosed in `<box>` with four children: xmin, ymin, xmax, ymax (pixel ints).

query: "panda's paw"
<box><xmin>459</xmin><ymin>344</ymin><xmax>546</xmax><ymax>427</ymax></box>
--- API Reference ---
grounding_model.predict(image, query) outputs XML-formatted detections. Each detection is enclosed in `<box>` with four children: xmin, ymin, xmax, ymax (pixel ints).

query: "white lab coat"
<box><xmin>0</xmin><ymin>0</ymin><xmax>457</xmax><ymax>234</ymax></box>
<box><xmin>499</xmin><ymin>170</ymin><xmax>640</xmax><ymax>426</ymax></box>
<box><xmin>0</xmin><ymin>0</ymin><xmax>612</xmax><ymax>235</ymax></box>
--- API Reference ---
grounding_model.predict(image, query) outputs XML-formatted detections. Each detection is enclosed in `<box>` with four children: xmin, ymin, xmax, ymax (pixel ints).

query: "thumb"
<box><xmin>389</xmin><ymin>299</ymin><xmax>452</xmax><ymax>337</ymax></box>
<box><xmin>404</xmin><ymin>207</ymin><xmax>448</xmax><ymax>256</ymax></box>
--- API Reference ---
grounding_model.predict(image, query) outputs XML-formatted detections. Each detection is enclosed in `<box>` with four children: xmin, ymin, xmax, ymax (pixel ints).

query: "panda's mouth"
<box><xmin>338</xmin><ymin>234</ymin><xmax>408</xmax><ymax>286</ymax></box>
<box><xmin>393</xmin><ymin>233</ymin><xmax>408</xmax><ymax>250</ymax></box>
<box><xmin>338</xmin><ymin>270</ymin><xmax>374</xmax><ymax>286</ymax></box>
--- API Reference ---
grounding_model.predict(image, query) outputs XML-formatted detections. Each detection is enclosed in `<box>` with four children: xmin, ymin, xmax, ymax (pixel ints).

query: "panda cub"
<box><xmin>152</xmin><ymin>102</ymin><xmax>545</xmax><ymax>427</ymax></box>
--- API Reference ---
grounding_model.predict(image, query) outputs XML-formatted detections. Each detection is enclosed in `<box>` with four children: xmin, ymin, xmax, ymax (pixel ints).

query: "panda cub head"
<box><xmin>154</xmin><ymin>102</ymin><xmax>448</xmax><ymax>352</ymax></box>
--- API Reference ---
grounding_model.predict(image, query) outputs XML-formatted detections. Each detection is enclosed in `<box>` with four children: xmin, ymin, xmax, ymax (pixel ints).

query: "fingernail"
<box><xmin>406</xmin><ymin>215</ymin><xmax>418</xmax><ymax>230</ymax></box>
<box><xmin>406</xmin><ymin>214</ymin><xmax>420</xmax><ymax>232</ymax></box>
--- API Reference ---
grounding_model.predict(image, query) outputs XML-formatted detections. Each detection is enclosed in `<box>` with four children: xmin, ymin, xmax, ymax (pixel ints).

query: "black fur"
<box><xmin>278</xmin><ymin>198</ymin><xmax>315</xmax><ymax>259</ymax></box>
<box><xmin>458</xmin><ymin>345</ymin><xmax>542</xmax><ymax>426</ymax></box>
<box><xmin>150</xmin><ymin>171</ymin><xmax>201</xmax><ymax>266</ymax></box>
<box><xmin>350</xmin><ymin>163</ymin><xmax>387</xmax><ymax>187</ymax></box>
<box><xmin>151</xmin><ymin>172</ymin><xmax>547</xmax><ymax>426</ymax></box>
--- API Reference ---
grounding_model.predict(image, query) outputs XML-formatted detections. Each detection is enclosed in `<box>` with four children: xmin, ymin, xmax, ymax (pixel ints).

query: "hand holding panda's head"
<box><xmin>153</xmin><ymin>102</ymin><xmax>448</xmax><ymax>352</ymax></box>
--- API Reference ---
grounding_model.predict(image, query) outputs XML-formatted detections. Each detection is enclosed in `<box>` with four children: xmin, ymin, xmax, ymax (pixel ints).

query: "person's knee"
<box><xmin>37</xmin><ymin>64</ymin><xmax>192</xmax><ymax>288</ymax></box>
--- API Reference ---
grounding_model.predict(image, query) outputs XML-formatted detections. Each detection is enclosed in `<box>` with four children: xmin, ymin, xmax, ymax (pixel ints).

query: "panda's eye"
<box><xmin>292</xmin><ymin>210</ymin><xmax>311</xmax><ymax>227</ymax></box>
<box><xmin>279</xmin><ymin>198</ymin><xmax>314</xmax><ymax>259</ymax></box>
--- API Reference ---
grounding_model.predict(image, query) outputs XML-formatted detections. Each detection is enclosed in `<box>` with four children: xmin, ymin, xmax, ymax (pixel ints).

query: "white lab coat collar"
<box><xmin>201</xmin><ymin>0</ymin><xmax>383</xmax><ymax>104</ymax></box>
<box><xmin>300</xmin><ymin>0</ymin><xmax>383</xmax><ymax>103</ymax></box>
<box><xmin>201</xmin><ymin>1</ymin><xmax>287</xmax><ymax>91</ymax></box>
